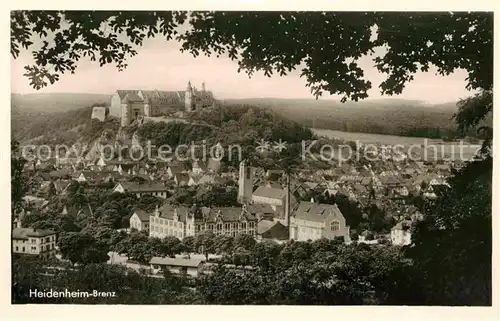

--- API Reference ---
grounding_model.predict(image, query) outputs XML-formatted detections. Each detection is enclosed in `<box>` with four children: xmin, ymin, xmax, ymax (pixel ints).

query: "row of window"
<box><xmin>28</xmin><ymin>235</ymin><xmax>56</xmax><ymax>244</ymax></box>
<box><xmin>15</xmin><ymin>243</ymin><xmax>54</xmax><ymax>253</ymax></box>
<box><xmin>139</xmin><ymin>191</ymin><xmax>167</xmax><ymax>197</ymax></box>
<box><xmin>197</xmin><ymin>221</ymin><xmax>255</xmax><ymax>231</ymax></box>
<box><xmin>152</xmin><ymin>229</ymin><xmax>256</xmax><ymax>239</ymax></box>
<box><xmin>151</xmin><ymin>217</ymin><xmax>184</xmax><ymax>228</ymax></box>
<box><xmin>152</xmin><ymin>227</ymin><xmax>184</xmax><ymax>239</ymax></box>
<box><xmin>294</xmin><ymin>221</ymin><xmax>340</xmax><ymax>233</ymax></box>
<box><xmin>212</xmin><ymin>230</ymin><xmax>256</xmax><ymax>237</ymax></box>
<box><xmin>150</xmin><ymin>219</ymin><xmax>257</xmax><ymax>234</ymax></box>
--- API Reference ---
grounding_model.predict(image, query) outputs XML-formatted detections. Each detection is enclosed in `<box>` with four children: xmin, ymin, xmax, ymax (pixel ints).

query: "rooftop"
<box><xmin>149</xmin><ymin>256</ymin><xmax>203</xmax><ymax>268</ymax></box>
<box><xmin>13</xmin><ymin>227</ymin><xmax>56</xmax><ymax>239</ymax></box>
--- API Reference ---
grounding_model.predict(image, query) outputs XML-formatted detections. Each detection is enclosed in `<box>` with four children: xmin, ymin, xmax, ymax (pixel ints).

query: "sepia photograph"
<box><xmin>9</xmin><ymin>8</ymin><xmax>494</xmax><ymax>310</ymax></box>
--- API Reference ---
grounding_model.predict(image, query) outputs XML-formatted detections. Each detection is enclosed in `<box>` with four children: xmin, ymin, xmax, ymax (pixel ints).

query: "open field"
<box><xmin>312</xmin><ymin>128</ymin><xmax>481</xmax><ymax>161</ymax></box>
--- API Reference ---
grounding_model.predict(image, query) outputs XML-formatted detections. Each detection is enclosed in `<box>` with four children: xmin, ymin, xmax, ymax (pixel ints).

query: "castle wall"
<box><xmin>185</xmin><ymin>91</ymin><xmax>193</xmax><ymax>112</ymax></box>
<box><xmin>91</xmin><ymin>106</ymin><xmax>107</xmax><ymax>122</ymax></box>
<box><xmin>121</xmin><ymin>103</ymin><xmax>130</xmax><ymax>127</ymax></box>
<box><xmin>129</xmin><ymin>102</ymin><xmax>145</xmax><ymax>124</ymax></box>
<box><xmin>154</xmin><ymin>104</ymin><xmax>184</xmax><ymax>116</ymax></box>
<box><xmin>109</xmin><ymin>93</ymin><xmax>122</xmax><ymax>118</ymax></box>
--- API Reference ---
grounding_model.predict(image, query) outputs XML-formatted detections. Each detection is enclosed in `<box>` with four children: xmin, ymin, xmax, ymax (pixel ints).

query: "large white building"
<box><xmin>109</xmin><ymin>82</ymin><xmax>215</xmax><ymax>127</ymax></box>
<box><xmin>12</xmin><ymin>227</ymin><xmax>57</xmax><ymax>258</ymax></box>
<box><xmin>289</xmin><ymin>201</ymin><xmax>350</xmax><ymax>243</ymax></box>
<box><xmin>149</xmin><ymin>203</ymin><xmax>258</xmax><ymax>240</ymax></box>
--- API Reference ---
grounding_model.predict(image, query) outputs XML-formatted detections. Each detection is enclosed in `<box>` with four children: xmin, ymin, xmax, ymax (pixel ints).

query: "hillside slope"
<box><xmin>224</xmin><ymin>98</ymin><xmax>464</xmax><ymax>138</ymax></box>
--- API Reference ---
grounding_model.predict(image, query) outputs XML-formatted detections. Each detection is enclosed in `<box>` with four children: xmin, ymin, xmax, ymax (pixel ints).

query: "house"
<box><xmin>37</xmin><ymin>181</ymin><xmax>56</xmax><ymax>199</ymax></box>
<box><xmin>394</xmin><ymin>185</ymin><xmax>409</xmax><ymax>197</ymax></box>
<box><xmin>167</xmin><ymin>165</ymin><xmax>184</xmax><ymax>178</ymax></box>
<box><xmin>289</xmin><ymin>201</ymin><xmax>350</xmax><ymax>243</ymax></box>
<box><xmin>113</xmin><ymin>181</ymin><xmax>169</xmax><ymax>198</ymax></box>
<box><xmin>12</xmin><ymin>225</ymin><xmax>57</xmax><ymax>259</ymax></box>
<box><xmin>129</xmin><ymin>209</ymin><xmax>151</xmax><ymax>232</ymax></box>
<box><xmin>149</xmin><ymin>257</ymin><xmax>205</xmax><ymax>277</ymax></box>
<box><xmin>53</xmin><ymin>179</ymin><xmax>71</xmax><ymax>195</ymax></box>
<box><xmin>111</xmin><ymin>163</ymin><xmax>138</xmax><ymax>176</ymax></box>
<box><xmin>207</xmin><ymin>158</ymin><xmax>222</xmax><ymax>173</ymax></box>
<box><xmin>196</xmin><ymin>174</ymin><xmax>223</xmax><ymax>186</ymax></box>
<box><xmin>360</xmin><ymin>177</ymin><xmax>372</xmax><ymax>186</ymax></box>
<box><xmin>257</xmin><ymin>220</ymin><xmax>288</xmax><ymax>242</ymax></box>
<box><xmin>423</xmin><ymin>184</ymin><xmax>449</xmax><ymax>199</ymax></box>
<box><xmin>75</xmin><ymin>171</ymin><xmax>107</xmax><ymax>183</ymax></box>
<box><xmin>174</xmin><ymin>172</ymin><xmax>190</xmax><ymax>186</ymax></box>
<box><xmin>23</xmin><ymin>196</ymin><xmax>50</xmax><ymax>211</ymax></box>
<box><xmin>192</xmin><ymin>159</ymin><xmax>208</xmax><ymax>175</ymax></box>
<box><xmin>49</xmin><ymin>169</ymin><xmax>72</xmax><ymax>180</ymax></box>
<box><xmin>60</xmin><ymin>204</ymin><xmax>92</xmax><ymax>217</ymax></box>
<box><xmin>149</xmin><ymin>204</ymin><xmax>258</xmax><ymax>240</ymax></box>
<box><xmin>244</xmin><ymin>203</ymin><xmax>277</xmax><ymax>221</ymax></box>
<box><xmin>391</xmin><ymin>221</ymin><xmax>412</xmax><ymax>246</ymax></box>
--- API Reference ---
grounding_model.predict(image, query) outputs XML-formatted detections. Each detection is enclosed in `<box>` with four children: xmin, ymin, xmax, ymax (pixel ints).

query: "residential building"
<box><xmin>113</xmin><ymin>181</ymin><xmax>169</xmax><ymax>198</ymax></box>
<box><xmin>12</xmin><ymin>227</ymin><xmax>57</xmax><ymax>258</ymax></box>
<box><xmin>391</xmin><ymin>221</ymin><xmax>412</xmax><ymax>246</ymax></box>
<box><xmin>192</xmin><ymin>159</ymin><xmax>207</xmax><ymax>175</ymax></box>
<box><xmin>129</xmin><ymin>209</ymin><xmax>151</xmax><ymax>232</ymax></box>
<box><xmin>173</xmin><ymin>172</ymin><xmax>190</xmax><ymax>186</ymax></box>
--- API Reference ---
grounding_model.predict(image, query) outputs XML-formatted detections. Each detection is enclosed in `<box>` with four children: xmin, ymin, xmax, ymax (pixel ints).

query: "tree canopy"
<box><xmin>11</xmin><ymin>11</ymin><xmax>492</xmax><ymax>96</ymax></box>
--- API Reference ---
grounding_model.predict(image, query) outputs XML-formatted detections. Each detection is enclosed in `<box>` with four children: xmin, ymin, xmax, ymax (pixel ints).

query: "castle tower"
<box><xmin>201</xmin><ymin>82</ymin><xmax>206</xmax><ymax>92</ymax></box>
<box><xmin>120</xmin><ymin>95</ymin><xmax>130</xmax><ymax>127</ymax></box>
<box><xmin>185</xmin><ymin>81</ymin><xmax>193</xmax><ymax>112</ymax></box>
<box><xmin>238</xmin><ymin>160</ymin><xmax>254</xmax><ymax>204</ymax></box>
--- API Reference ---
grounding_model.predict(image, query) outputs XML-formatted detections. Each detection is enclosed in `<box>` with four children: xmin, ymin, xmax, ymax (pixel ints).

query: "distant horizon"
<box><xmin>11</xmin><ymin>30</ymin><xmax>475</xmax><ymax>105</ymax></box>
<box><xmin>10</xmin><ymin>91</ymin><xmax>459</xmax><ymax>106</ymax></box>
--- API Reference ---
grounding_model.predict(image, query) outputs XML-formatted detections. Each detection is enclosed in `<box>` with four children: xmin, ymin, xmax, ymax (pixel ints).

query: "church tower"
<box><xmin>238</xmin><ymin>160</ymin><xmax>254</xmax><ymax>204</ymax></box>
<box><xmin>185</xmin><ymin>81</ymin><xmax>193</xmax><ymax>112</ymax></box>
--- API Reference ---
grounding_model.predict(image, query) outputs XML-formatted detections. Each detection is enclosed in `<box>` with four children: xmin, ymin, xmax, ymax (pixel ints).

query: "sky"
<box><xmin>10</xmin><ymin>34</ymin><xmax>474</xmax><ymax>104</ymax></box>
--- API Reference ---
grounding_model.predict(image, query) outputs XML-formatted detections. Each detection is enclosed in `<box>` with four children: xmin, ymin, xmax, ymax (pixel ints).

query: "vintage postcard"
<box><xmin>6</xmin><ymin>6</ymin><xmax>497</xmax><ymax>321</ymax></box>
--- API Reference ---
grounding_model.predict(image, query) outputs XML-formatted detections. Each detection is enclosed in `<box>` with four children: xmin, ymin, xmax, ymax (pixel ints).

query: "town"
<box><xmin>10</xmin><ymin>10</ymin><xmax>492</xmax><ymax>307</ymax></box>
<box><xmin>12</xmin><ymin>87</ymin><xmax>470</xmax><ymax>280</ymax></box>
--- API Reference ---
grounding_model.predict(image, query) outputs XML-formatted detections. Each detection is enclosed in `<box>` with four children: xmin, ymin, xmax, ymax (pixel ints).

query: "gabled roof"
<box><xmin>392</xmin><ymin>220</ymin><xmax>412</xmax><ymax>231</ymax></box>
<box><xmin>149</xmin><ymin>256</ymin><xmax>203</xmax><ymax>268</ymax></box>
<box><xmin>49</xmin><ymin>169</ymin><xmax>72</xmax><ymax>178</ymax></box>
<box><xmin>156</xmin><ymin>203</ymin><xmax>190</xmax><ymax>221</ymax></box>
<box><xmin>252</xmin><ymin>186</ymin><xmax>286</xmax><ymax>200</ymax></box>
<box><xmin>292</xmin><ymin>201</ymin><xmax>345</xmax><ymax>223</ymax></box>
<box><xmin>174</xmin><ymin>172</ymin><xmax>190</xmax><ymax>183</ymax></box>
<box><xmin>203</xmin><ymin>206</ymin><xmax>257</xmax><ymax>223</ymax></box>
<box><xmin>121</xmin><ymin>91</ymin><xmax>143</xmax><ymax>103</ymax></box>
<box><xmin>118</xmin><ymin>181</ymin><xmax>169</xmax><ymax>192</ymax></box>
<box><xmin>116</xmin><ymin>90</ymin><xmax>140</xmax><ymax>99</ymax></box>
<box><xmin>244</xmin><ymin>203</ymin><xmax>275</xmax><ymax>215</ymax></box>
<box><xmin>53</xmin><ymin>179</ymin><xmax>71</xmax><ymax>193</ymax></box>
<box><xmin>13</xmin><ymin>227</ymin><xmax>56</xmax><ymax>239</ymax></box>
<box><xmin>132</xmin><ymin>209</ymin><xmax>150</xmax><ymax>222</ymax></box>
<box><xmin>197</xmin><ymin>174</ymin><xmax>223</xmax><ymax>185</ymax></box>
<box><xmin>257</xmin><ymin>220</ymin><xmax>288</xmax><ymax>240</ymax></box>
<box><xmin>140</xmin><ymin>90</ymin><xmax>186</xmax><ymax>106</ymax></box>
<box><xmin>79</xmin><ymin>171</ymin><xmax>108</xmax><ymax>180</ymax></box>
<box><xmin>207</xmin><ymin>158</ymin><xmax>222</xmax><ymax>172</ymax></box>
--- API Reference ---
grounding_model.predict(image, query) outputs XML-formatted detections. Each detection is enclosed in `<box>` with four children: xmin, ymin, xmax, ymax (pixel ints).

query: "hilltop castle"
<box><xmin>109</xmin><ymin>81</ymin><xmax>215</xmax><ymax>127</ymax></box>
